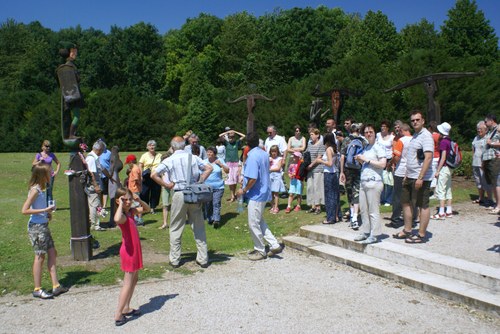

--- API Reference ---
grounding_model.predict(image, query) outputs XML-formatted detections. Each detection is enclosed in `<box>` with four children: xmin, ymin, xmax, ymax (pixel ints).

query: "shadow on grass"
<box><xmin>60</xmin><ymin>270</ymin><xmax>98</xmax><ymax>287</ymax></box>
<box><xmin>218</xmin><ymin>212</ymin><xmax>238</xmax><ymax>228</ymax></box>
<box><xmin>93</xmin><ymin>242</ymin><xmax>120</xmax><ymax>259</ymax></box>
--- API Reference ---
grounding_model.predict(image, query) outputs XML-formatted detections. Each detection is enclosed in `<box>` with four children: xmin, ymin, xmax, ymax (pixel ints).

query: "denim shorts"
<box><xmin>28</xmin><ymin>223</ymin><xmax>54</xmax><ymax>255</ymax></box>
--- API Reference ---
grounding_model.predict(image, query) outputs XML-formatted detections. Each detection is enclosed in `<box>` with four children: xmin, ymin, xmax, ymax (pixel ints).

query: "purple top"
<box><xmin>36</xmin><ymin>152</ymin><xmax>57</xmax><ymax>165</ymax></box>
<box><xmin>438</xmin><ymin>137</ymin><xmax>451</xmax><ymax>166</ymax></box>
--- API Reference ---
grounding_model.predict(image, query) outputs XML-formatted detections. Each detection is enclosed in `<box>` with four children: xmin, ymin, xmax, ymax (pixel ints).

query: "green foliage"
<box><xmin>0</xmin><ymin>3</ymin><xmax>498</xmax><ymax>152</ymax></box>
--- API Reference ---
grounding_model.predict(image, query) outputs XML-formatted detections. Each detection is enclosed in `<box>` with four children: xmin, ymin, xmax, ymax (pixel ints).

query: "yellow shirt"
<box><xmin>139</xmin><ymin>152</ymin><xmax>162</xmax><ymax>170</ymax></box>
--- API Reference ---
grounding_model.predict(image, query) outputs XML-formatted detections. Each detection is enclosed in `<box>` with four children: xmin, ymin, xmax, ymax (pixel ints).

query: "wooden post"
<box><xmin>68</xmin><ymin>152</ymin><xmax>92</xmax><ymax>261</ymax></box>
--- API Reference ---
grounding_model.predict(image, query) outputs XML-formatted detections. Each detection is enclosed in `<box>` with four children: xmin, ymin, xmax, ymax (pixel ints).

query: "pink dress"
<box><xmin>118</xmin><ymin>212</ymin><xmax>143</xmax><ymax>272</ymax></box>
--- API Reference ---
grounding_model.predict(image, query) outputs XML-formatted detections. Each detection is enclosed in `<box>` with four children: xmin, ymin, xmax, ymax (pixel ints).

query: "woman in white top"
<box><xmin>354</xmin><ymin>124</ymin><xmax>387</xmax><ymax>244</ymax></box>
<box><xmin>376</xmin><ymin>120</ymin><xmax>395</xmax><ymax>206</ymax></box>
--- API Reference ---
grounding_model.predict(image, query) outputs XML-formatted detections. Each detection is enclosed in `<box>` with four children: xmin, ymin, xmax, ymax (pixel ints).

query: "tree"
<box><xmin>441</xmin><ymin>0</ymin><xmax>498</xmax><ymax>66</ymax></box>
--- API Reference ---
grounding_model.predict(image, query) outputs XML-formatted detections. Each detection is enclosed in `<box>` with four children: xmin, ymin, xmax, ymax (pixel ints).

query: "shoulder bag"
<box><xmin>183</xmin><ymin>153</ymin><xmax>213</xmax><ymax>204</ymax></box>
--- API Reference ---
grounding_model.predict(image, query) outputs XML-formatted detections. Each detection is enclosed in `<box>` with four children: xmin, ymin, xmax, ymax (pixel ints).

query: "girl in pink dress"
<box><xmin>113</xmin><ymin>187</ymin><xmax>150</xmax><ymax>326</ymax></box>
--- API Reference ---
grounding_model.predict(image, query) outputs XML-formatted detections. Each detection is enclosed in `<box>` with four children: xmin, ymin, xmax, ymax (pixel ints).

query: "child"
<box><xmin>21</xmin><ymin>164</ymin><xmax>68</xmax><ymax>299</ymax></box>
<box><xmin>269</xmin><ymin>145</ymin><xmax>285</xmax><ymax>214</ymax></box>
<box><xmin>285</xmin><ymin>151</ymin><xmax>303</xmax><ymax>213</ymax></box>
<box><xmin>125</xmin><ymin>154</ymin><xmax>143</xmax><ymax>225</ymax></box>
<box><xmin>113</xmin><ymin>187</ymin><xmax>150</xmax><ymax>326</ymax></box>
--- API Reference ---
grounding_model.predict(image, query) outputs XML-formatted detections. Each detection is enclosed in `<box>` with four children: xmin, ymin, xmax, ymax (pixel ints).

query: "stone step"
<box><xmin>283</xmin><ymin>235</ymin><xmax>500</xmax><ymax>314</ymax></box>
<box><xmin>299</xmin><ymin>225</ymin><xmax>500</xmax><ymax>292</ymax></box>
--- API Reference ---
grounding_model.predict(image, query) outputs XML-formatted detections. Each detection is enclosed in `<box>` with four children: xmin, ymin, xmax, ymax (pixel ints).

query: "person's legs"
<box><xmin>33</xmin><ymin>253</ymin><xmax>45</xmax><ymax>289</ymax></box>
<box><xmin>391</xmin><ymin>175</ymin><xmax>403</xmax><ymax>221</ymax></box>
<box><xmin>189</xmin><ymin>203</ymin><xmax>208</xmax><ymax>265</ymax></box>
<box><xmin>211</xmin><ymin>189</ymin><xmax>224</xmax><ymax>222</ymax></box>
<box><xmin>247</xmin><ymin>200</ymin><xmax>267</xmax><ymax>254</ymax></box>
<box><xmin>169</xmin><ymin>192</ymin><xmax>188</xmax><ymax>265</ymax></box>
<box><xmin>150</xmin><ymin>181</ymin><xmax>161</xmax><ymax>211</ymax></box>
<box><xmin>46</xmin><ymin>247</ymin><xmax>60</xmax><ymax>287</ymax></box>
<box><xmin>358</xmin><ymin>183</ymin><xmax>369</xmax><ymax>235</ymax></box>
<box><xmin>87</xmin><ymin>192</ymin><xmax>101</xmax><ymax>229</ymax></box>
<box><xmin>324</xmin><ymin>173</ymin><xmax>335</xmax><ymax>222</ymax></box>
<box><xmin>115</xmin><ymin>271</ymin><xmax>134</xmax><ymax>321</ymax></box>
<box><xmin>366</xmin><ymin>181</ymin><xmax>383</xmax><ymax>237</ymax></box>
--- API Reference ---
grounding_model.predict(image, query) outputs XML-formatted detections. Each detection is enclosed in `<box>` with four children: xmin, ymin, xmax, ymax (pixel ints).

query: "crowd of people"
<box><xmin>23</xmin><ymin>111</ymin><xmax>500</xmax><ymax>326</ymax></box>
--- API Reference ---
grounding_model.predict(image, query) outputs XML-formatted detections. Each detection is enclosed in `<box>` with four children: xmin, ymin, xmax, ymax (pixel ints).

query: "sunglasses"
<box><xmin>411</xmin><ymin>119</ymin><xmax>421</xmax><ymax>123</ymax></box>
<box><xmin>44</xmin><ymin>145</ymin><xmax>51</xmax><ymax>148</ymax></box>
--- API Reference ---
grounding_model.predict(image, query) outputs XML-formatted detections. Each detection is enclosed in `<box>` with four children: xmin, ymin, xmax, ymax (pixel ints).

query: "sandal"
<box><xmin>405</xmin><ymin>234</ymin><xmax>426</xmax><ymax>244</ymax></box>
<box><xmin>392</xmin><ymin>230</ymin><xmax>412</xmax><ymax>239</ymax></box>
<box><xmin>430</xmin><ymin>213</ymin><xmax>445</xmax><ymax>220</ymax></box>
<box><xmin>472</xmin><ymin>199</ymin><xmax>480</xmax><ymax>204</ymax></box>
<box><xmin>115</xmin><ymin>315</ymin><xmax>127</xmax><ymax>326</ymax></box>
<box><xmin>308</xmin><ymin>208</ymin><xmax>316</xmax><ymax>213</ymax></box>
<box><xmin>123</xmin><ymin>309</ymin><xmax>141</xmax><ymax>317</ymax></box>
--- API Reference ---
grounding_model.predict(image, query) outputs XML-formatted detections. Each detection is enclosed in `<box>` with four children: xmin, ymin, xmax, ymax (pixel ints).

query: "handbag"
<box><xmin>183</xmin><ymin>153</ymin><xmax>213</xmax><ymax>204</ymax></box>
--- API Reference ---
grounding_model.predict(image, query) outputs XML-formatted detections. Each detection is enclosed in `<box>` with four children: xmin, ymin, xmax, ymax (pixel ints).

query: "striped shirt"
<box><xmin>307</xmin><ymin>142</ymin><xmax>326</xmax><ymax>173</ymax></box>
<box><xmin>154</xmin><ymin>150</ymin><xmax>207</xmax><ymax>191</ymax></box>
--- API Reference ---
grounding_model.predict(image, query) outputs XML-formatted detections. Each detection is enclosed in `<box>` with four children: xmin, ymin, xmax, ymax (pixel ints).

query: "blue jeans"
<box><xmin>324</xmin><ymin>172</ymin><xmax>340</xmax><ymax>222</ymax></box>
<box><xmin>46</xmin><ymin>175</ymin><xmax>55</xmax><ymax>204</ymax></box>
<box><xmin>204</xmin><ymin>188</ymin><xmax>224</xmax><ymax>223</ymax></box>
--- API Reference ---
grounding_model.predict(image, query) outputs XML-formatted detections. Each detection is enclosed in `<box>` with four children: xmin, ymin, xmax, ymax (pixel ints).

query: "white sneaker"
<box><xmin>360</xmin><ymin>236</ymin><xmax>378</xmax><ymax>244</ymax></box>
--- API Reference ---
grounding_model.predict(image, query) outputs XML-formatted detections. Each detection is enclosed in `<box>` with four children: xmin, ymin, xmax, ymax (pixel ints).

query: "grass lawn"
<box><xmin>0</xmin><ymin>152</ymin><xmax>477</xmax><ymax>296</ymax></box>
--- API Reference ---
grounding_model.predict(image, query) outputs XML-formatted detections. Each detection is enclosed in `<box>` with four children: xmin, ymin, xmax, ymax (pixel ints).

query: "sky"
<box><xmin>0</xmin><ymin>0</ymin><xmax>498</xmax><ymax>35</ymax></box>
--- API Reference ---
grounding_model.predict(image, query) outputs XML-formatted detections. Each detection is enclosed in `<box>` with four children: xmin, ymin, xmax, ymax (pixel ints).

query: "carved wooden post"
<box><xmin>384</xmin><ymin>72</ymin><xmax>481</xmax><ymax>124</ymax></box>
<box><xmin>227</xmin><ymin>94</ymin><xmax>275</xmax><ymax>134</ymax></box>
<box><xmin>67</xmin><ymin>153</ymin><xmax>92</xmax><ymax>260</ymax></box>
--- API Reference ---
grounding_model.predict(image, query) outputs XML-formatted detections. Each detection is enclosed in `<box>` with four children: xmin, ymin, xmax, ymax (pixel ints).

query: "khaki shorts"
<box><xmin>401</xmin><ymin>178</ymin><xmax>431</xmax><ymax>209</ymax></box>
<box><xmin>28</xmin><ymin>223</ymin><xmax>54</xmax><ymax>255</ymax></box>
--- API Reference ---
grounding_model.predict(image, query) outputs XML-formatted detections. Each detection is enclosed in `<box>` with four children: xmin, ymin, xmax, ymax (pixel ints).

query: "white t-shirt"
<box><xmin>394</xmin><ymin>136</ymin><xmax>412</xmax><ymax>177</ymax></box>
<box><xmin>405</xmin><ymin>128</ymin><xmax>434</xmax><ymax>181</ymax></box>
<box><xmin>360</xmin><ymin>142</ymin><xmax>386</xmax><ymax>181</ymax></box>
<box><xmin>265</xmin><ymin>135</ymin><xmax>287</xmax><ymax>154</ymax></box>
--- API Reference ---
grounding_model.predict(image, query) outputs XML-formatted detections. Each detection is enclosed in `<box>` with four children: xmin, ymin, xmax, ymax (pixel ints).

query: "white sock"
<box><xmin>446</xmin><ymin>206</ymin><xmax>452</xmax><ymax>214</ymax></box>
<box><xmin>438</xmin><ymin>207</ymin><xmax>445</xmax><ymax>215</ymax></box>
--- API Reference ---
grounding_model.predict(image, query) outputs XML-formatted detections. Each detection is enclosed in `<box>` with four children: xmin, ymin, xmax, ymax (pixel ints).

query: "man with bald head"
<box><xmin>152</xmin><ymin>136</ymin><xmax>213</xmax><ymax>268</ymax></box>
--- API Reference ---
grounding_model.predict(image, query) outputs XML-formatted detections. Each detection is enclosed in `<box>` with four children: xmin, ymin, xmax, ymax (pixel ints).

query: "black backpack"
<box><xmin>298</xmin><ymin>151</ymin><xmax>311</xmax><ymax>179</ymax></box>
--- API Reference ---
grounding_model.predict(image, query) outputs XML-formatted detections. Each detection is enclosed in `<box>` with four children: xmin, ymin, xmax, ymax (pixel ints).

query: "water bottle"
<box><xmin>237</xmin><ymin>195</ymin><xmax>245</xmax><ymax>213</ymax></box>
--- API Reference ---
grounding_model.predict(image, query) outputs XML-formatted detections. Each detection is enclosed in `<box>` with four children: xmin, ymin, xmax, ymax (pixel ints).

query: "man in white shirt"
<box><xmin>85</xmin><ymin>140</ymin><xmax>104</xmax><ymax>231</ymax></box>
<box><xmin>264</xmin><ymin>125</ymin><xmax>287</xmax><ymax>155</ymax></box>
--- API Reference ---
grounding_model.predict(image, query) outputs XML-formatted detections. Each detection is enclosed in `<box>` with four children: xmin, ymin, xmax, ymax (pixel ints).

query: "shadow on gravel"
<box><xmin>176</xmin><ymin>251</ymin><xmax>232</xmax><ymax>268</ymax></box>
<box><xmin>486</xmin><ymin>244</ymin><xmax>499</xmax><ymax>253</ymax></box>
<box><xmin>140</xmin><ymin>294</ymin><xmax>178</xmax><ymax>316</ymax></box>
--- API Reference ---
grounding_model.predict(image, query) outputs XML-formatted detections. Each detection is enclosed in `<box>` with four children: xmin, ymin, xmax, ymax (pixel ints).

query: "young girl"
<box><xmin>21</xmin><ymin>164</ymin><xmax>68</xmax><ymax>299</ymax></box>
<box><xmin>269</xmin><ymin>145</ymin><xmax>285</xmax><ymax>214</ymax></box>
<box><xmin>113</xmin><ymin>187</ymin><xmax>150</xmax><ymax>326</ymax></box>
<box><xmin>285</xmin><ymin>152</ymin><xmax>303</xmax><ymax>213</ymax></box>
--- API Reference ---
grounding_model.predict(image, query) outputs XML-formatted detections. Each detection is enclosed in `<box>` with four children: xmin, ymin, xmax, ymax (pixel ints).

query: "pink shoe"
<box><xmin>445</xmin><ymin>213</ymin><xmax>454</xmax><ymax>218</ymax></box>
<box><xmin>285</xmin><ymin>207</ymin><xmax>292</xmax><ymax>213</ymax></box>
<box><xmin>294</xmin><ymin>205</ymin><xmax>301</xmax><ymax>212</ymax></box>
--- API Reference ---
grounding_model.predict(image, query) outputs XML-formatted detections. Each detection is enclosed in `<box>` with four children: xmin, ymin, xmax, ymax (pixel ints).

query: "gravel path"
<box><xmin>0</xmin><ymin>249</ymin><xmax>498</xmax><ymax>334</ymax></box>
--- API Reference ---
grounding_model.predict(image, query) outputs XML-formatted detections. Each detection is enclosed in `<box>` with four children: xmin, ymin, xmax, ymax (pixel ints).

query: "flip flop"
<box><xmin>123</xmin><ymin>309</ymin><xmax>141</xmax><ymax>317</ymax></box>
<box><xmin>392</xmin><ymin>230</ymin><xmax>412</xmax><ymax>239</ymax></box>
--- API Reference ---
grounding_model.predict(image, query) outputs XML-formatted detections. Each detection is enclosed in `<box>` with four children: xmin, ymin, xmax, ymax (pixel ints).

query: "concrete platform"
<box><xmin>283</xmin><ymin>226</ymin><xmax>500</xmax><ymax>315</ymax></box>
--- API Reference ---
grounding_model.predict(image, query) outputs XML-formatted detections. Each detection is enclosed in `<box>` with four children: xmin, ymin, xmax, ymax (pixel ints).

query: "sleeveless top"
<box><xmin>28</xmin><ymin>185</ymin><xmax>48</xmax><ymax>224</ymax></box>
<box><xmin>289</xmin><ymin>136</ymin><xmax>303</xmax><ymax>150</ymax></box>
